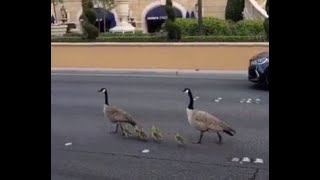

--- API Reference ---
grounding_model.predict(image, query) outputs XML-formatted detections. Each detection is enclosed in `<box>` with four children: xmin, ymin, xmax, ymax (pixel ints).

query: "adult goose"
<box><xmin>182</xmin><ymin>88</ymin><xmax>236</xmax><ymax>144</ymax></box>
<box><xmin>98</xmin><ymin>88</ymin><xmax>137</xmax><ymax>135</ymax></box>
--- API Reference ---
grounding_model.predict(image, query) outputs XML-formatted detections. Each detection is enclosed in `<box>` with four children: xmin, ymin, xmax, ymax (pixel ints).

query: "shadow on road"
<box><xmin>249</xmin><ymin>83</ymin><xmax>269</xmax><ymax>91</ymax></box>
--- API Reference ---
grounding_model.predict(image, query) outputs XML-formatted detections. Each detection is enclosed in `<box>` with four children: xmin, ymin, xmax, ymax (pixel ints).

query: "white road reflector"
<box><xmin>254</xmin><ymin>158</ymin><xmax>264</xmax><ymax>164</ymax></box>
<box><xmin>65</xmin><ymin>142</ymin><xmax>72</xmax><ymax>146</ymax></box>
<box><xmin>241</xmin><ymin>157</ymin><xmax>251</xmax><ymax>162</ymax></box>
<box><xmin>141</xmin><ymin>149</ymin><xmax>150</xmax><ymax>153</ymax></box>
<box><xmin>231</xmin><ymin>157</ymin><xmax>240</xmax><ymax>162</ymax></box>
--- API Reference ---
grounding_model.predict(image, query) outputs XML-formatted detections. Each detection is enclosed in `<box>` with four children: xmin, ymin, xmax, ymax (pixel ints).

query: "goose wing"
<box><xmin>192</xmin><ymin>110</ymin><xmax>225</xmax><ymax>131</ymax></box>
<box><xmin>107</xmin><ymin>106</ymin><xmax>136</xmax><ymax>123</ymax></box>
<box><xmin>208</xmin><ymin>111</ymin><xmax>236</xmax><ymax>134</ymax></box>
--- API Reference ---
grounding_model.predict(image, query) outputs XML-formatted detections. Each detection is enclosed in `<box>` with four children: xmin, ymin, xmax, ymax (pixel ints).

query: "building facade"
<box><xmin>51</xmin><ymin>0</ymin><xmax>228</xmax><ymax>33</ymax></box>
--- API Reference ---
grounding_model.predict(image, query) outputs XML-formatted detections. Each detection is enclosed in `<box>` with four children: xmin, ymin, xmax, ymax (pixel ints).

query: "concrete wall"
<box><xmin>51</xmin><ymin>43</ymin><xmax>269</xmax><ymax>70</ymax></box>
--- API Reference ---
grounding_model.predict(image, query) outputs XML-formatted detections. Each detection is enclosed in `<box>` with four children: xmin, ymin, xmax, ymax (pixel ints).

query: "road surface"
<box><xmin>51</xmin><ymin>70</ymin><xmax>269</xmax><ymax>180</ymax></box>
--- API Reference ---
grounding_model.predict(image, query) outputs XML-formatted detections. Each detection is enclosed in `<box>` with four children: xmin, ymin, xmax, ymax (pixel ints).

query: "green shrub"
<box><xmin>51</xmin><ymin>35</ymin><xmax>266</xmax><ymax>42</ymax></box>
<box><xmin>99</xmin><ymin>31</ymin><xmax>146</xmax><ymax>36</ymax></box>
<box><xmin>98</xmin><ymin>36</ymin><xmax>167</xmax><ymax>42</ymax></box>
<box><xmin>175</xmin><ymin>19</ymin><xmax>198</xmax><ymax>36</ymax></box>
<box><xmin>64</xmin><ymin>32</ymin><xmax>82</xmax><ymax>37</ymax></box>
<box><xmin>52</xmin><ymin>36</ymin><xmax>167</xmax><ymax>42</ymax></box>
<box><xmin>264</xmin><ymin>18</ymin><xmax>269</xmax><ymax>40</ymax></box>
<box><xmin>164</xmin><ymin>20</ymin><xmax>181</xmax><ymax>41</ymax></box>
<box><xmin>84</xmin><ymin>9</ymin><xmax>96</xmax><ymax>25</ymax></box>
<box><xmin>82</xmin><ymin>22</ymin><xmax>99</xmax><ymax>40</ymax></box>
<box><xmin>225</xmin><ymin>0</ymin><xmax>245</xmax><ymax>22</ymax></box>
<box><xmin>164</xmin><ymin>0</ymin><xmax>181</xmax><ymax>41</ymax></box>
<box><xmin>81</xmin><ymin>0</ymin><xmax>93</xmax><ymax>9</ymax></box>
<box><xmin>175</xmin><ymin>18</ymin><xmax>231</xmax><ymax>36</ymax></box>
<box><xmin>165</xmin><ymin>0</ymin><xmax>175</xmax><ymax>21</ymax></box>
<box><xmin>81</xmin><ymin>0</ymin><xmax>99</xmax><ymax>40</ymax></box>
<box><xmin>233</xmin><ymin>20</ymin><xmax>264</xmax><ymax>36</ymax></box>
<box><xmin>63</xmin><ymin>31</ymin><xmax>147</xmax><ymax>38</ymax></box>
<box><xmin>182</xmin><ymin>36</ymin><xmax>266</xmax><ymax>42</ymax></box>
<box><xmin>202</xmin><ymin>17</ymin><xmax>231</xmax><ymax>35</ymax></box>
<box><xmin>175</xmin><ymin>18</ymin><xmax>264</xmax><ymax>36</ymax></box>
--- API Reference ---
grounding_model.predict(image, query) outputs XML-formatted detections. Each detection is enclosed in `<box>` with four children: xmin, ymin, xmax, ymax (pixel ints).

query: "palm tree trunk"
<box><xmin>197</xmin><ymin>0</ymin><xmax>203</xmax><ymax>35</ymax></box>
<box><xmin>103</xmin><ymin>11</ymin><xmax>106</xmax><ymax>33</ymax></box>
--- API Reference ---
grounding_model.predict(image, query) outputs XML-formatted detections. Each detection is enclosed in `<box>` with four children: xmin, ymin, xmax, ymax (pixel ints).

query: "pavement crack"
<box><xmin>56</xmin><ymin>148</ymin><xmax>267</xmax><ymax>170</ymax></box>
<box><xmin>248</xmin><ymin>168</ymin><xmax>259</xmax><ymax>180</ymax></box>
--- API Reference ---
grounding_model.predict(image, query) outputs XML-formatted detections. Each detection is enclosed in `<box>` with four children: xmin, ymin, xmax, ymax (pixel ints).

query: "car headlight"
<box><xmin>251</xmin><ymin>58</ymin><xmax>269</xmax><ymax>65</ymax></box>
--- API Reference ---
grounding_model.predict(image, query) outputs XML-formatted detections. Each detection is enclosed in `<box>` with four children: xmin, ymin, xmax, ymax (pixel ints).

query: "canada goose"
<box><xmin>182</xmin><ymin>88</ymin><xmax>236</xmax><ymax>144</ymax></box>
<box><xmin>98</xmin><ymin>88</ymin><xmax>137</xmax><ymax>135</ymax></box>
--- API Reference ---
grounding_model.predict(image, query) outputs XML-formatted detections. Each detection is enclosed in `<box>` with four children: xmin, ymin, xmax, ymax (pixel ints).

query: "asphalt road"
<box><xmin>51</xmin><ymin>71</ymin><xmax>269</xmax><ymax>180</ymax></box>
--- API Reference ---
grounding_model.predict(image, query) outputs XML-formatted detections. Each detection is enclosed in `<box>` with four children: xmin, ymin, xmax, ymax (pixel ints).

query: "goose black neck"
<box><xmin>187</xmin><ymin>91</ymin><xmax>194</xmax><ymax>109</ymax></box>
<box><xmin>104</xmin><ymin>91</ymin><xmax>109</xmax><ymax>105</ymax></box>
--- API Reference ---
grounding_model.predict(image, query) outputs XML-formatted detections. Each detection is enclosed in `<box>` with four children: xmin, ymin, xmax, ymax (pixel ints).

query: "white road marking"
<box><xmin>232</xmin><ymin>157</ymin><xmax>240</xmax><ymax>162</ymax></box>
<box><xmin>65</xmin><ymin>142</ymin><xmax>72</xmax><ymax>146</ymax></box>
<box><xmin>51</xmin><ymin>73</ymin><xmax>246</xmax><ymax>80</ymax></box>
<box><xmin>241</xmin><ymin>157</ymin><xmax>251</xmax><ymax>162</ymax></box>
<box><xmin>141</xmin><ymin>149</ymin><xmax>150</xmax><ymax>153</ymax></box>
<box><xmin>254</xmin><ymin>158</ymin><xmax>264</xmax><ymax>164</ymax></box>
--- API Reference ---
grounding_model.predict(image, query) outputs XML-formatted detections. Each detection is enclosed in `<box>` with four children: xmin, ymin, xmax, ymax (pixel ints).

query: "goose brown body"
<box><xmin>103</xmin><ymin>104</ymin><xmax>137</xmax><ymax>126</ymax></box>
<box><xmin>187</xmin><ymin>108</ymin><xmax>235</xmax><ymax>135</ymax></box>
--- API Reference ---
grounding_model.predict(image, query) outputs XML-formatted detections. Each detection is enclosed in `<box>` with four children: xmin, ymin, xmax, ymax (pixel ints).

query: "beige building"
<box><xmin>51</xmin><ymin>0</ymin><xmax>229</xmax><ymax>33</ymax></box>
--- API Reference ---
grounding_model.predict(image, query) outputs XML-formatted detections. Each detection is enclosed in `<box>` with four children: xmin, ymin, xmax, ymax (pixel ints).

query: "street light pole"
<box><xmin>197</xmin><ymin>0</ymin><xmax>203</xmax><ymax>35</ymax></box>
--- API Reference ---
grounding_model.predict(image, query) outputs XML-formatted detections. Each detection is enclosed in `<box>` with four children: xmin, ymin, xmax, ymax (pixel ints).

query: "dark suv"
<box><xmin>248</xmin><ymin>51</ymin><xmax>269</xmax><ymax>87</ymax></box>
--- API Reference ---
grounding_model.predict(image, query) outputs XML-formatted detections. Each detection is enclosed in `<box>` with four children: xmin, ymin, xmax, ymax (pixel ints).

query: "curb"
<box><xmin>51</xmin><ymin>67</ymin><xmax>247</xmax><ymax>75</ymax></box>
<box><xmin>51</xmin><ymin>42</ymin><xmax>269</xmax><ymax>47</ymax></box>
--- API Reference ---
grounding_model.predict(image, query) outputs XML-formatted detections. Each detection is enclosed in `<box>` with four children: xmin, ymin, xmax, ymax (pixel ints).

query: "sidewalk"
<box><xmin>51</xmin><ymin>67</ymin><xmax>248</xmax><ymax>79</ymax></box>
<box><xmin>52</xmin><ymin>67</ymin><xmax>246</xmax><ymax>74</ymax></box>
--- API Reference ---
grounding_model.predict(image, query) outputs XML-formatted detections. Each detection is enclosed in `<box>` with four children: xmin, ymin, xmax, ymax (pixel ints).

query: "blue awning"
<box><xmin>146</xmin><ymin>5</ymin><xmax>182</xmax><ymax>20</ymax></box>
<box><xmin>190</xmin><ymin>11</ymin><xmax>196</xmax><ymax>18</ymax></box>
<box><xmin>93</xmin><ymin>8</ymin><xmax>116</xmax><ymax>28</ymax></box>
<box><xmin>186</xmin><ymin>11</ymin><xmax>190</xmax><ymax>18</ymax></box>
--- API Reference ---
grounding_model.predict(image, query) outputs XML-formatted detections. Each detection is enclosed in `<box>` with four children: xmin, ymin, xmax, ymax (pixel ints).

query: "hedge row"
<box><xmin>51</xmin><ymin>35</ymin><xmax>266</xmax><ymax>42</ymax></box>
<box><xmin>175</xmin><ymin>18</ymin><xmax>265</xmax><ymax>36</ymax></box>
<box><xmin>64</xmin><ymin>31</ymin><xmax>146</xmax><ymax>37</ymax></box>
<box><xmin>65</xmin><ymin>18</ymin><xmax>264</xmax><ymax>38</ymax></box>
